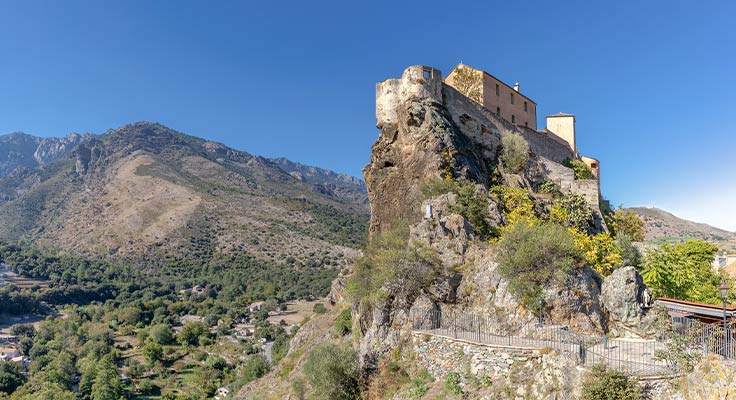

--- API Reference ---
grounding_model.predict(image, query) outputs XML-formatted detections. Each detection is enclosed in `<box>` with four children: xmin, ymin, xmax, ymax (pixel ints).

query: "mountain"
<box><xmin>627</xmin><ymin>207</ymin><xmax>736</xmax><ymax>250</ymax></box>
<box><xmin>0</xmin><ymin>122</ymin><xmax>369</xmax><ymax>267</ymax></box>
<box><xmin>269</xmin><ymin>157</ymin><xmax>368</xmax><ymax>205</ymax></box>
<box><xmin>0</xmin><ymin>132</ymin><xmax>94</xmax><ymax>176</ymax></box>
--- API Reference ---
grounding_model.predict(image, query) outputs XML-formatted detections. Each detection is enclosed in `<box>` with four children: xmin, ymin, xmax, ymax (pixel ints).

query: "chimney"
<box><xmin>513</xmin><ymin>83</ymin><xmax>520</xmax><ymax>92</ymax></box>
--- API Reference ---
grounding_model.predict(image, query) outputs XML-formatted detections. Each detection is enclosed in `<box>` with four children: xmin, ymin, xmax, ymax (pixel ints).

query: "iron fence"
<box><xmin>672</xmin><ymin>316</ymin><xmax>734</xmax><ymax>358</ymax></box>
<box><xmin>409</xmin><ymin>307</ymin><xmax>679</xmax><ymax>377</ymax></box>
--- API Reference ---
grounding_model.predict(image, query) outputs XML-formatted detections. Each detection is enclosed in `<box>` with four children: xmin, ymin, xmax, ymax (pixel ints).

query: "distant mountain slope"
<box><xmin>0</xmin><ymin>122</ymin><xmax>369</xmax><ymax>267</ymax></box>
<box><xmin>269</xmin><ymin>157</ymin><xmax>367</xmax><ymax>205</ymax></box>
<box><xmin>627</xmin><ymin>207</ymin><xmax>736</xmax><ymax>250</ymax></box>
<box><xmin>0</xmin><ymin>132</ymin><xmax>94</xmax><ymax>176</ymax></box>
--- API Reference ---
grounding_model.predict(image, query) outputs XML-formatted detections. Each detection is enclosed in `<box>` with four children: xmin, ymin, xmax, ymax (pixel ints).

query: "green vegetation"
<box><xmin>499</xmin><ymin>131</ymin><xmax>529</xmax><ymax>174</ymax></box>
<box><xmin>580</xmin><ymin>364</ymin><xmax>642</xmax><ymax>400</ymax></box>
<box><xmin>563</xmin><ymin>158</ymin><xmax>595</xmax><ymax>180</ymax></box>
<box><xmin>334</xmin><ymin>307</ymin><xmax>352</xmax><ymax>336</ymax></box>
<box><xmin>0</xmin><ymin>362</ymin><xmax>25</xmax><ymax>394</ymax></box>
<box><xmin>421</xmin><ymin>178</ymin><xmax>493</xmax><ymax>238</ymax></box>
<box><xmin>313</xmin><ymin>303</ymin><xmax>327</xmax><ymax>314</ymax></box>
<box><xmin>641</xmin><ymin>239</ymin><xmax>730</xmax><ymax>304</ymax></box>
<box><xmin>496</xmin><ymin>221</ymin><xmax>582</xmax><ymax>308</ymax></box>
<box><xmin>608</xmin><ymin>209</ymin><xmax>646</xmax><ymax>242</ymax></box>
<box><xmin>347</xmin><ymin>223</ymin><xmax>441</xmax><ymax>306</ymax></box>
<box><xmin>551</xmin><ymin>192</ymin><xmax>594</xmax><ymax>233</ymax></box>
<box><xmin>303</xmin><ymin>343</ymin><xmax>361</xmax><ymax>400</ymax></box>
<box><xmin>0</xmin><ymin>239</ymin><xmax>332</xmax><ymax>399</ymax></box>
<box><xmin>443</xmin><ymin>372</ymin><xmax>463</xmax><ymax>395</ymax></box>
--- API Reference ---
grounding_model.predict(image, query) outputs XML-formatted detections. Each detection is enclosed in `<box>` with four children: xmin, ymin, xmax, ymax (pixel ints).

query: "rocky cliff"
<box><xmin>356</xmin><ymin>65</ymin><xmax>652</xmax><ymax>375</ymax></box>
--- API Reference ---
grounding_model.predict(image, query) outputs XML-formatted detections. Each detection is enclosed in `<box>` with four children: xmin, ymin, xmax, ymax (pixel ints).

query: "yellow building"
<box><xmin>445</xmin><ymin>64</ymin><xmax>537</xmax><ymax>130</ymax></box>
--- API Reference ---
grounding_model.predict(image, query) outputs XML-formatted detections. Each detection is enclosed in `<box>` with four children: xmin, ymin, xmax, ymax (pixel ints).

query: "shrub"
<box><xmin>347</xmin><ymin>222</ymin><xmax>441</xmax><ymax>306</ymax></box>
<box><xmin>551</xmin><ymin>192</ymin><xmax>594</xmax><ymax>233</ymax></box>
<box><xmin>496</xmin><ymin>221</ymin><xmax>581</xmax><ymax>308</ymax></box>
<box><xmin>580</xmin><ymin>364</ymin><xmax>642</xmax><ymax>400</ymax></box>
<box><xmin>615</xmin><ymin>234</ymin><xmax>641</xmax><ymax>267</ymax></box>
<box><xmin>313</xmin><ymin>303</ymin><xmax>327</xmax><ymax>314</ymax></box>
<box><xmin>451</xmin><ymin>180</ymin><xmax>492</xmax><ymax>238</ymax></box>
<box><xmin>572</xmin><ymin>231</ymin><xmax>623</xmax><ymax>277</ymax></box>
<box><xmin>334</xmin><ymin>307</ymin><xmax>352</xmax><ymax>336</ymax></box>
<box><xmin>563</xmin><ymin>158</ymin><xmax>595</xmax><ymax>180</ymax></box>
<box><xmin>538</xmin><ymin>180</ymin><xmax>561</xmax><ymax>196</ymax></box>
<box><xmin>303</xmin><ymin>343</ymin><xmax>361</xmax><ymax>400</ymax></box>
<box><xmin>444</xmin><ymin>372</ymin><xmax>463</xmax><ymax>395</ymax></box>
<box><xmin>491</xmin><ymin>186</ymin><xmax>535</xmax><ymax>226</ymax></box>
<box><xmin>421</xmin><ymin>178</ymin><xmax>492</xmax><ymax>238</ymax></box>
<box><xmin>609</xmin><ymin>209</ymin><xmax>646</xmax><ymax>242</ymax></box>
<box><xmin>499</xmin><ymin>131</ymin><xmax>529</xmax><ymax>173</ymax></box>
<box><xmin>241</xmin><ymin>355</ymin><xmax>269</xmax><ymax>383</ymax></box>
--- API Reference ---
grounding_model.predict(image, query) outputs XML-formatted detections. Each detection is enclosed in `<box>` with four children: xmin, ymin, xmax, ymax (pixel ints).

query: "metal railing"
<box><xmin>672</xmin><ymin>316</ymin><xmax>734</xmax><ymax>358</ymax></box>
<box><xmin>409</xmin><ymin>307</ymin><xmax>678</xmax><ymax>377</ymax></box>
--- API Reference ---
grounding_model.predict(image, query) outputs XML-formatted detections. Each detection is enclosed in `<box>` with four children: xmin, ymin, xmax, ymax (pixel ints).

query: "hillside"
<box><xmin>627</xmin><ymin>207</ymin><xmax>736</xmax><ymax>250</ymax></box>
<box><xmin>0</xmin><ymin>122</ymin><xmax>369</xmax><ymax>267</ymax></box>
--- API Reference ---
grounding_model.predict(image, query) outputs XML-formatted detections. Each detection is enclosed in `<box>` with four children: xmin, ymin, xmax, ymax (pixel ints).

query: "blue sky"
<box><xmin>1</xmin><ymin>1</ymin><xmax>734</xmax><ymax>230</ymax></box>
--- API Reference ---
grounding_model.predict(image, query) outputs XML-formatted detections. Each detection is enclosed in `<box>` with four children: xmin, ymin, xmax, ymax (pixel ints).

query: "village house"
<box><xmin>0</xmin><ymin>347</ymin><xmax>20</xmax><ymax>362</ymax></box>
<box><xmin>249</xmin><ymin>301</ymin><xmax>265</xmax><ymax>313</ymax></box>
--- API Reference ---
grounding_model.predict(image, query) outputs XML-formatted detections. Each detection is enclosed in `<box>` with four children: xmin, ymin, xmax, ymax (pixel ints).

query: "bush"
<box><xmin>347</xmin><ymin>223</ymin><xmax>441</xmax><ymax>306</ymax></box>
<box><xmin>496</xmin><ymin>221</ymin><xmax>581</xmax><ymax>308</ymax></box>
<box><xmin>538</xmin><ymin>180</ymin><xmax>561</xmax><ymax>196</ymax></box>
<box><xmin>303</xmin><ymin>343</ymin><xmax>361</xmax><ymax>400</ymax></box>
<box><xmin>491</xmin><ymin>186</ymin><xmax>535</xmax><ymax>226</ymax></box>
<box><xmin>334</xmin><ymin>307</ymin><xmax>352</xmax><ymax>336</ymax></box>
<box><xmin>242</xmin><ymin>355</ymin><xmax>269</xmax><ymax>383</ymax></box>
<box><xmin>500</xmin><ymin>131</ymin><xmax>529</xmax><ymax>173</ymax></box>
<box><xmin>580</xmin><ymin>364</ymin><xmax>642</xmax><ymax>400</ymax></box>
<box><xmin>609</xmin><ymin>209</ymin><xmax>646</xmax><ymax>242</ymax></box>
<box><xmin>313</xmin><ymin>303</ymin><xmax>327</xmax><ymax>314</ymax></box>
<box><xmin>563</xmin><ymin>158</ymin><xmax>595</xmax><ymax>180</ymax></box>
<box><xmin>421</xmin><ymin>178</ymin><xmax>492</xmax><ymax>238</ymax></box>
<box><xmin>444</xmin><ymin>372</ymin><xmax>462</xmax><ymax>395</ymax></box>
<box><xmin>551</xmin><ymin>192</ymin><xmax>594</xmax><ymax>233</ymax></box>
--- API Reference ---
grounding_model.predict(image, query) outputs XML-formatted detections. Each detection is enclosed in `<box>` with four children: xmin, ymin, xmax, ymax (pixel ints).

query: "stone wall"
<box><xmin>410</xmin><ymin>332</ymin><xmax>585</xmax><ymax>399</ymax></box>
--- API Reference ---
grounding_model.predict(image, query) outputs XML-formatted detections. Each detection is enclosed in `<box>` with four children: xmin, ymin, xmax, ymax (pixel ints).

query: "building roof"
<box><xmin>449</xmin><ymin>64</ymin><xmax>537</xmax><ymax>105</ymax></box>
<box><xmin>546</xmin><ymin>112</ymin><xmax>575</xmax><ymax>118</ymax></box>
<box><xmin>656</xmin><ymin>297</ymin><xmax>736</xmax><ymax>319</ymax></box>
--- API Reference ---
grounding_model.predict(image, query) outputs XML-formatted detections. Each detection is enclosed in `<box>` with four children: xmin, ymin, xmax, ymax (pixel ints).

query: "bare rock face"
<box><xmin>410</xmin><ymin>193</ymin><xmax>474</xmax><ymax>269</ymax></box>
<box><xmin>600</xmin><ymin>266</ymin><xmax>659</xmax><ymax>336</ymax></box>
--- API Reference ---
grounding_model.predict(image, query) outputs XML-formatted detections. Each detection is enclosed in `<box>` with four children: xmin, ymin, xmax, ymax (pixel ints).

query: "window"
<box><xmin>423</xmin><ymin>69</ymin><xmax>431</xmax><ymax>79</ymax></box>
<box><xmin>524</xmin><ymin>101</ymin><xmax>528</xmax><ymax>112</ymax></box>
<box><xmin>510</xmin><ymin>93</ymin><xmax>514</xmax><ymax>104</ymax></box>
<box><xmin>525</xmin><ymin>122</ymin><xmax>528</xmax><ymax>128</ymax></box>
<box><xmin>496</xmin><ymin>84</ymin><xmax>500</xmax><ymax>96</ymax></box>
<box><xmin>512</xmin><ymin>115</ymin><xmax>516</xmax><ymax>123</ymax></box>
<box><xmin>496</xmin><ymin>106</ymin><xmax>500</xmax><ymax>115</ymax></box>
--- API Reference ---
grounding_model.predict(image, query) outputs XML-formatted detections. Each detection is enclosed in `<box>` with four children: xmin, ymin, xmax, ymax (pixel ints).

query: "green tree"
<box><xmin>177</xmin><ymin>321</ymin><xmax>209</xmax><ymax>346</ymax></box>
<box><xmin>241</xmin><ymin>355</ymin><xmax>269</xmax><ymax>382</ymax></box>
<box><xmin>148</xmin><ymin>323</ymin><xmax>175</xmax><ymax>345</ymax></box>
<box><xmin>0</xmin><ymin>361</ymin><xmax>25</xmax><ymax>394</ymax></box>
<box><xmin>609</xmin><ymin>209</ymin><xmax>646</xmax><ymax>242</ymax></box>
<box><xmin>142</xmin><ymin>342</ymin><xmax>163</xmax><ymax>366</ymax></box>
<box><xmin>90</xmin><ymin>355</ymin><xmax>124</xmax><ymax>400</ymax></box>
<box><xmin>641</xmin><ymin>240</ymin><xmax>723</xmax><ymax>303</ymax></box>
<box><xmin>500</xmin><ymin>130</ymin><xmax>529</xmax><ymax>173</ymax></box>
<box><xmin>303</xmin><ymin>343</ymin><xmax>360</xmax><ymax>400</ymax></box>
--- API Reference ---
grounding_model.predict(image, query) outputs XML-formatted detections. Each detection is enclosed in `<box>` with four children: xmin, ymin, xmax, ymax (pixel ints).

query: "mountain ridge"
<box><xmin>0</xmin><ymin>122</ymin><xmax>369</xmax><ymax>267</ymax></box>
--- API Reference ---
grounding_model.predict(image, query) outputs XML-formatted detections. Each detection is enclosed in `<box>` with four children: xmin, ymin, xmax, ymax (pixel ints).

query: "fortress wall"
<box><xmin>521</xmin><ymin>128</ymin><xmax>574</xmax><ymax>164</ymax></box>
